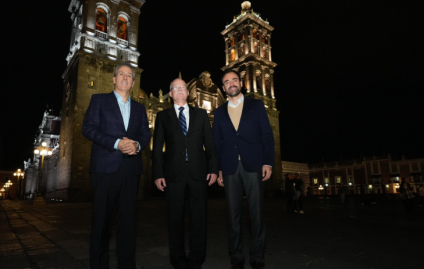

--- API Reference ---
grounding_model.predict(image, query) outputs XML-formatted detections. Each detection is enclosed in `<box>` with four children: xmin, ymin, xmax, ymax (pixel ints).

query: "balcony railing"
<box><xmin>117</xmin><ymin>38</ymin><xmax>128</xmax><ymax>47</ymax></box>
<box><xmin>95</xmin><ymin>30</ymin><xmax>108</xmax><ymax>40</ymax></box>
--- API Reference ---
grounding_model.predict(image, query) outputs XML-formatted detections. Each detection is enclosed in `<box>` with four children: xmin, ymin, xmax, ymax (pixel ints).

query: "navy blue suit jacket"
<box><xmin>213</xmin><ymin>97</ymin><xmax>275</xmax><ymax>176</ymax></box>
<box><xmin>82</xmin><ymin>92</ymin><xmax>151</xmax><ymax>174</ymax></box>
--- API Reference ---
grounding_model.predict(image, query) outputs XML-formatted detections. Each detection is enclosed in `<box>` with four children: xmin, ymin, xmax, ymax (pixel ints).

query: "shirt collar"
<box><xmin>174</xmin><ymin>103</ymin><xmax>189</xmax><ymax>111</ymax></box>
<box><xmin>113</xmin><ymin>90</ymin><xmax>130</xmax><ymax>103</ymax></box>
<box><xmin>228</xmin><ymin>94</ymin><xmax>244</xmax><ymax>108</ymax></box>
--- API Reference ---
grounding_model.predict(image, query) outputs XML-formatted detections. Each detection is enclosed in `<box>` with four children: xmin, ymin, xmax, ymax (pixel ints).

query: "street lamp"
<box><xmin>33</xmin><ymin>142</ymin><xmax>52</xmax><ymax>203</ymax></box>
<box><xmin>3</xmin><ymin>180</ymin><xmax>13</xmax><ymax>199</ymax></box>
<box><xmin>14</xmin><ymin>169</ymin><xmax>24</xmax><ymax>199</ymax></box>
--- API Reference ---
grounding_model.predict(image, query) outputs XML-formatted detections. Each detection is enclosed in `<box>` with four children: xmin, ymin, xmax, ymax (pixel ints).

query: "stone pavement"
<box><xmin>0</xmin><ymin>196</ymin><xmax>422</xmax><ymax>269</ymax></box>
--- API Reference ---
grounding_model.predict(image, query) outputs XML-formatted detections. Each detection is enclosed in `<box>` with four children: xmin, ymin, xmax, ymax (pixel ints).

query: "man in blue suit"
<box><xmin>82</xmin><ymin>62</ymin><xmax>151</xmax><ymax>269</ymax></box>
<box><xmin>213</xmin><ymin>70</ymin><xmax>275</xmax><ymax>269</ymax></box>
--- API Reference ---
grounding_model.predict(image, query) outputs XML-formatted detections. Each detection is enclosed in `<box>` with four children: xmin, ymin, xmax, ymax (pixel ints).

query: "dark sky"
<box><xmin>1</xmin><ymin>0</ymin><xmax>423</xmax><ymax>171</ymax></box>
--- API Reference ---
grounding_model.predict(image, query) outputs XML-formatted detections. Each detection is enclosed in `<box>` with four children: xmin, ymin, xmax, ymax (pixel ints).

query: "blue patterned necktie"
<box><xmin>179</xmin><ymin>107</ymin><xmax>188</xmax><ymax>161</ymax></box>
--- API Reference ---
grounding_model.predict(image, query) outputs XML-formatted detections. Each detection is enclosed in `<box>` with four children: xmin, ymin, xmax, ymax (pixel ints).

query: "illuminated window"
<box><xmin>230</xmin><ymin>38</ymin><xmax>235</xmax><ymax>47</ymax></box>
<box><xmin>313</xmin><ymin>178</ymin><xmax>318</xmax><ymax>185</ymax></box>
<box><xmin>96</xmin><ymin>9</ymin><xmax>107</xmax><ymax>33</ymax></box>
<box><xmin>325</xmin><ymin>178</ymin><xmax>329</xmax><ymax>184</ymax></box>
<box><xmin>202</xmin><ymin>100</ymin><xmax>211</xmax><ymax>111</ymax></box>
<box><xmin>253</xmin><ymin>29</ymin><xmax>258</xmax><ymax>39</ymax></box>
<box><xmin>262</xmin><ymin>48</ymin><xmax>267</xmax><ymax>58</ymax></box>
<box><xmin>336</xmin><ymin>177</ymin><xmax>341</xmax><ymax>184</ymax></box>
<box><xmin>231</xmin><ymin>49</ymin><xmax>235</xmax><ymax>61</ymax></box>
<box><xmin>239</xmin><ymin>32</ymin><xmax>245</xmax><ymax>40</ymax></box>
<box><xmin>262</xmin><ymin>35</ymin><xmax>266</xmax><ymax>43</ymax></box>
<box><xmin>117</xmin><ymin>17</ymin><xmax>128</xmax><ymax>40</ymax></box>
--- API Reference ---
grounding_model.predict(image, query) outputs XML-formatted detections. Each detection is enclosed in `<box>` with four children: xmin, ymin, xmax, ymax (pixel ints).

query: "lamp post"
<box><xmin>3</xmin><ymin>180</ymin><xmax>13</xmax><ymax>199</ymax></box>
<box><xmin>14</xmin><ymin>169</ymin><xmax>24</xmax><ymax>199</ymax></box>
<box><xmin>33</xmin><ymin>142</ymin><xmax>52</xmax><ymax>206</ymax></box>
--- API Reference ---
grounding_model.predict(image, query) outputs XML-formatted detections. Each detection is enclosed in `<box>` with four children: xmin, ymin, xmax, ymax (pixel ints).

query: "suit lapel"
<box><xmin>168</xmin><ymin>107</ymin><xmax>186</xmax><ymax>136</ymax></box>
<box><xmin>186</xmin><ymin>106</ymin><xmax>197</xmax><ymax>136</ymax></box>
<box><xmin>127</xmin><ymin>98</ymin><xmax>136</xmax><ymax>133</ymax></box>
<box><xmin>238</xmin><ymin>97</ymin><xmax>251</xmax><ymax>130</ymax></box>
<box><xmin>108</xmin><ymin>92</ymin><xmax>126</xmax><ymax>131</ymax></box>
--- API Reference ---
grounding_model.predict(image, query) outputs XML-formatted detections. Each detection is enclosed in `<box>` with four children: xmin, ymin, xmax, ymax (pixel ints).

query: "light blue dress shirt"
<box><xmin>228</xmin><ymin>94</ymin><xmax>244</xmax><ymax>108</ymax></box>
<box><xmin>113</xmin><ymin>91</ymin><xmax>139</xmax><ymax>151</ymax></box>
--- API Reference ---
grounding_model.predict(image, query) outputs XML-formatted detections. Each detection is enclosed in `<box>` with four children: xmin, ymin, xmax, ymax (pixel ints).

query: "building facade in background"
<box><xmin>21</xmin><ymin>1</ymin><xmax>284</xmax><ymax>201</ymax></box>
<box><xmin>283</xmin><ymin>156</ymin><xmax>424</xmax><ymax>196</ymax></box>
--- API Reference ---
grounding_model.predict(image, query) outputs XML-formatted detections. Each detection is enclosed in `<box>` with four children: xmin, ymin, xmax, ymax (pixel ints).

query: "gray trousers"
<box><xmin>223</xmin><ymin>161</ymin><xmax>265</xmax><ymax>267</ymax></box>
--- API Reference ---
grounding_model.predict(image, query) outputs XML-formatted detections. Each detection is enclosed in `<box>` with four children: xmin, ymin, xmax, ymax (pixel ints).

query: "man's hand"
<box><xmin>217</xmin><ymin>171</ymin><xmax>224</xmax><ymax>187</ymax></box>
<box><xmin>206</xmin><ymin>173</ymin><xmax>217</xmax><ymax>186</ymax></box>
<box><xmin>155</xmin><ymin>178</ymin><xmax>166</xmax><ymax>191</ymax></box>
<box><xmin>118</xmin><ymin>137</ymin><xmax>138</xmax><ymax>155</ymax></box>
<box><xmin>262</xmin><ymin>165</ymin><xmax>272</xmax><ymax>181</ymax></box>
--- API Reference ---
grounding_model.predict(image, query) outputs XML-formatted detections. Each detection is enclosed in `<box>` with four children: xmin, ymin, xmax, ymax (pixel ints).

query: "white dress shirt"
<box><xmin>174</xmin><ymin>103</ymin><xmax>190</xmax><ymax>131</ymax></box>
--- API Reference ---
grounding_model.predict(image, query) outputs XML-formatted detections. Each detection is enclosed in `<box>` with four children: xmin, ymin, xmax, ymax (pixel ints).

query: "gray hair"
<box><xmin>169</xmin><ymin>78</ymin><xmax>186</xmax><ymax>91</ymax></box>
<box><xmin>114</xmin><ymin>62</ymin><xmax>136</xmax><ymax>81</ymax></box>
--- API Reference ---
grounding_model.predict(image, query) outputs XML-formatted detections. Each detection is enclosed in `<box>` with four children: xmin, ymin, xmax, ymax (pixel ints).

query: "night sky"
<box><xmin>1</xmin><ymin>0</ymin><xmax>423</xmax><ymax>171</ymax></box>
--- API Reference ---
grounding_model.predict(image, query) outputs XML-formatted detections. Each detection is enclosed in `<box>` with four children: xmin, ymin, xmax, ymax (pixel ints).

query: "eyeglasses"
<box><xmin>171</xmin><ymin>85</ymin><xmax>187</xmax><ymax>91</ymax></box>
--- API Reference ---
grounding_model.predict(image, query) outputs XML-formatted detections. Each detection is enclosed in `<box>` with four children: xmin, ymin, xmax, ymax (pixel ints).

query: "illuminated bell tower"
<box><xmin>54</xmin><ymin>0</ymin><xmax>146</xmax><ymax>201</ymax></box>
<box><xmin>221</xmin><ymin>1</ymin><xmax>282</xmax><ymax>195</ymax></box>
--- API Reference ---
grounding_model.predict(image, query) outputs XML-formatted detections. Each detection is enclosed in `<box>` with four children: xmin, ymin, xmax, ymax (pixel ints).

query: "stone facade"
<box><xmin>283</xmin><ymin>156</ymin><xmax>424</xmax><ymax>196</ymax></box>
<box><xmin>221</xmin><ymin>2</ymin><xmax>282</xmax><ymax>196</ymax></box>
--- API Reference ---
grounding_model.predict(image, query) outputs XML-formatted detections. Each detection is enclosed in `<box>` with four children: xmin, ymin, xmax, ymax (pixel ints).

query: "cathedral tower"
<box><xmin>54</xmin><ymin>0</ymin><xmax>146</xmax><ymax>201</ymax></box>
<box><xmin>221</xmin><ymin>1</ymin><xmax>282</xmax><ymax>194</ymax></box>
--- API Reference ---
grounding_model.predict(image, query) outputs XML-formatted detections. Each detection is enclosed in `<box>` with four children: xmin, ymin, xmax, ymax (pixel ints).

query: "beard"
<box><xmin>225</xmin><ymin>86</ymin><xmax>242</xmax><ymax>97</ymax></box>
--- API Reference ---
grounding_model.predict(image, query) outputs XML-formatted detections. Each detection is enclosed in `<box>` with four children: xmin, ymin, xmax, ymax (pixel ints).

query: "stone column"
<box><xmin>244</xmin><ymin>26</ymin><xmax>249</xmax><ymax>54</ymax></box>
<box><xmin>251</xmin><ymin>65</ymin><xmax>257</xmax><ymax>92</ymax></box>
<box><xmin>245</xmin><ymin>64</ymin><xmax>251</xmax><ymax>93</ymax></box>
<box><xmin>225</xmin><ymin>38</ymin><xmax>229</xmax><ymax>65</ymax></box>
<box><xmin>270</xmin><ymin>69</ymin><xmax>275</xmax><ymax>99</ymax></box>
<box><xmin>234</xmin><ymin>33</ymin><xmax>239</xmax><ymax>60</ymax></box>
<box><xmin>249</xmin><ymin>25</ymin><xmax>254</xmax><ymax>53</ymax></box>
<box><xmin>267</xmin><ymin>34</ymin><xmax>272</xmax><ymax>61</ymax></box>
<box><xmin>258</xmin><ymin>30</ymin><xmax>263</xmax><ymax>57</ymax></box>
<box><xmin>261</xmin><ymin>67</ymin><xmax>266</xmax><ymax>96</ymax></box>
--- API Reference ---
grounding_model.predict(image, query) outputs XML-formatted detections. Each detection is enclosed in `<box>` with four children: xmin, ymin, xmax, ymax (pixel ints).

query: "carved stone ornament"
<box><xmin>200</xmin><ymin>71</ymin><xmax>214</xmax><ymax>88</ymax></box>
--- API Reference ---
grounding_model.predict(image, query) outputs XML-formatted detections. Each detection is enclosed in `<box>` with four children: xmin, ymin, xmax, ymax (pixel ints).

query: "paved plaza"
<box><xmin>1</xmin><ymin>195</ymin><xmax>422</xmax><ymax>269</ymax></box>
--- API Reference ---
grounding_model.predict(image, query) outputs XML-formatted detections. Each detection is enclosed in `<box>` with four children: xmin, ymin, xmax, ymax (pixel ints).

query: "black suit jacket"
<box><xmin>82</xmin><ymin>92</ymin><xmax>151</xmax><ymax>174</ymax></box>
<box><xmin>213</xmin><ymin>97</ymin><xmax>275</xmax><ymax>176</ymax></box>
<box><xmin>152</xmin><ymin>106</ymin><xmax>218</xmax><ymax>182</ymax></box>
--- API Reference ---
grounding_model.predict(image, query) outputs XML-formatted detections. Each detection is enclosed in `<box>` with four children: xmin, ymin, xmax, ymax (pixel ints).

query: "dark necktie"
<box><xmin>179</xmin><ymin>107</ymin><xmax>188</xmax><ymax>161</ymax></box>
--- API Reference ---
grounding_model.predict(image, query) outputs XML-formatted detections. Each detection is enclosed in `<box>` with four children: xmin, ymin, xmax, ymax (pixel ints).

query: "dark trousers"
<box><xmin>165</xmin><ymin>164</ymin><xmax>208</xmax><ymax>269</ymax></box>
<box><xmin>223</xmin><ymin>161</ymin><xmax>265</xmax><ymax>267</ymax></box>
<box><xmin>90</xmin><ymin>157</ymin><xmax>140</xmax><ymax>269</ymax></box>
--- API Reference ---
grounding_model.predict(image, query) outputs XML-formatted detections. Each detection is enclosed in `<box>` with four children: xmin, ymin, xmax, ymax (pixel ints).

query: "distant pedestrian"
<box><xmin>399</xmin><ymin>177</ymin><xmax>414</xmax><ymax>214</ymax></box>
<box><xmin>294</xmin><ymin>174</ymin><xmax>304</xmax><ymax>213</ymax></box>
<box><xmin>285</xmin><ymin>173</ymin><xmax>296</xmax><ymax>213</ymax></box>
<box><xmin>338</xmin><ymin>183</ymin><xmax>346</xmax><ymax>204</ymax></box>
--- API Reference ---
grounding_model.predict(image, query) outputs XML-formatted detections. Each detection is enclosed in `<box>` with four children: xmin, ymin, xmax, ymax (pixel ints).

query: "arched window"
<box><xmin>253</xmin><ymin>29</ymin><xmax>258</xmax><ymax>40</ymax></box>
<box><xmin>231</xmin><ymin>49</ymin><xmax>235</xmax><ymax>61</ymax></box>
<box><xmin>239</xmin><ymin>32</ymin><xmax>245</xmax><ymax>40</ymax></box>
<box><xmin>95</xmin><ymin>8</ymin><xmax>107</xmax><ymax>32</ymax></box>
<box><xmin>117</xmin><ymin>17</ymin><xmax>128</xmax><ymax>40</ymax></box>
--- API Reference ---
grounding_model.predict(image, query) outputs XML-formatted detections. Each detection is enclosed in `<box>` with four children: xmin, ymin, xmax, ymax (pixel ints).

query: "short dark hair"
<box><xmin>114</xmin><ymin>62</ymin><xmax>136</xmax><ymax>81</ymax></box>
<box><xmin>221</xmin><ymin>69</ymin><xmax>241</xmax><ymax>84</ymax></box>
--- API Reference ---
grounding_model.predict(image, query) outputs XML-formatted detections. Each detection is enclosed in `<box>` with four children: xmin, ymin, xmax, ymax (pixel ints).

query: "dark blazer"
<box><xmin>152</xmin><ymin>106</ymin><xmax>218</xmax><ymax>182</ymax></box>
<box><xmin>213</xmin><ymin>97</ymin><xmax>275</xmax><ymax>176</ymax></box>
<box><xmin>82</xmin><ymin>92</ymin><xmax>151</xmax><ymax>174</ymax></box>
